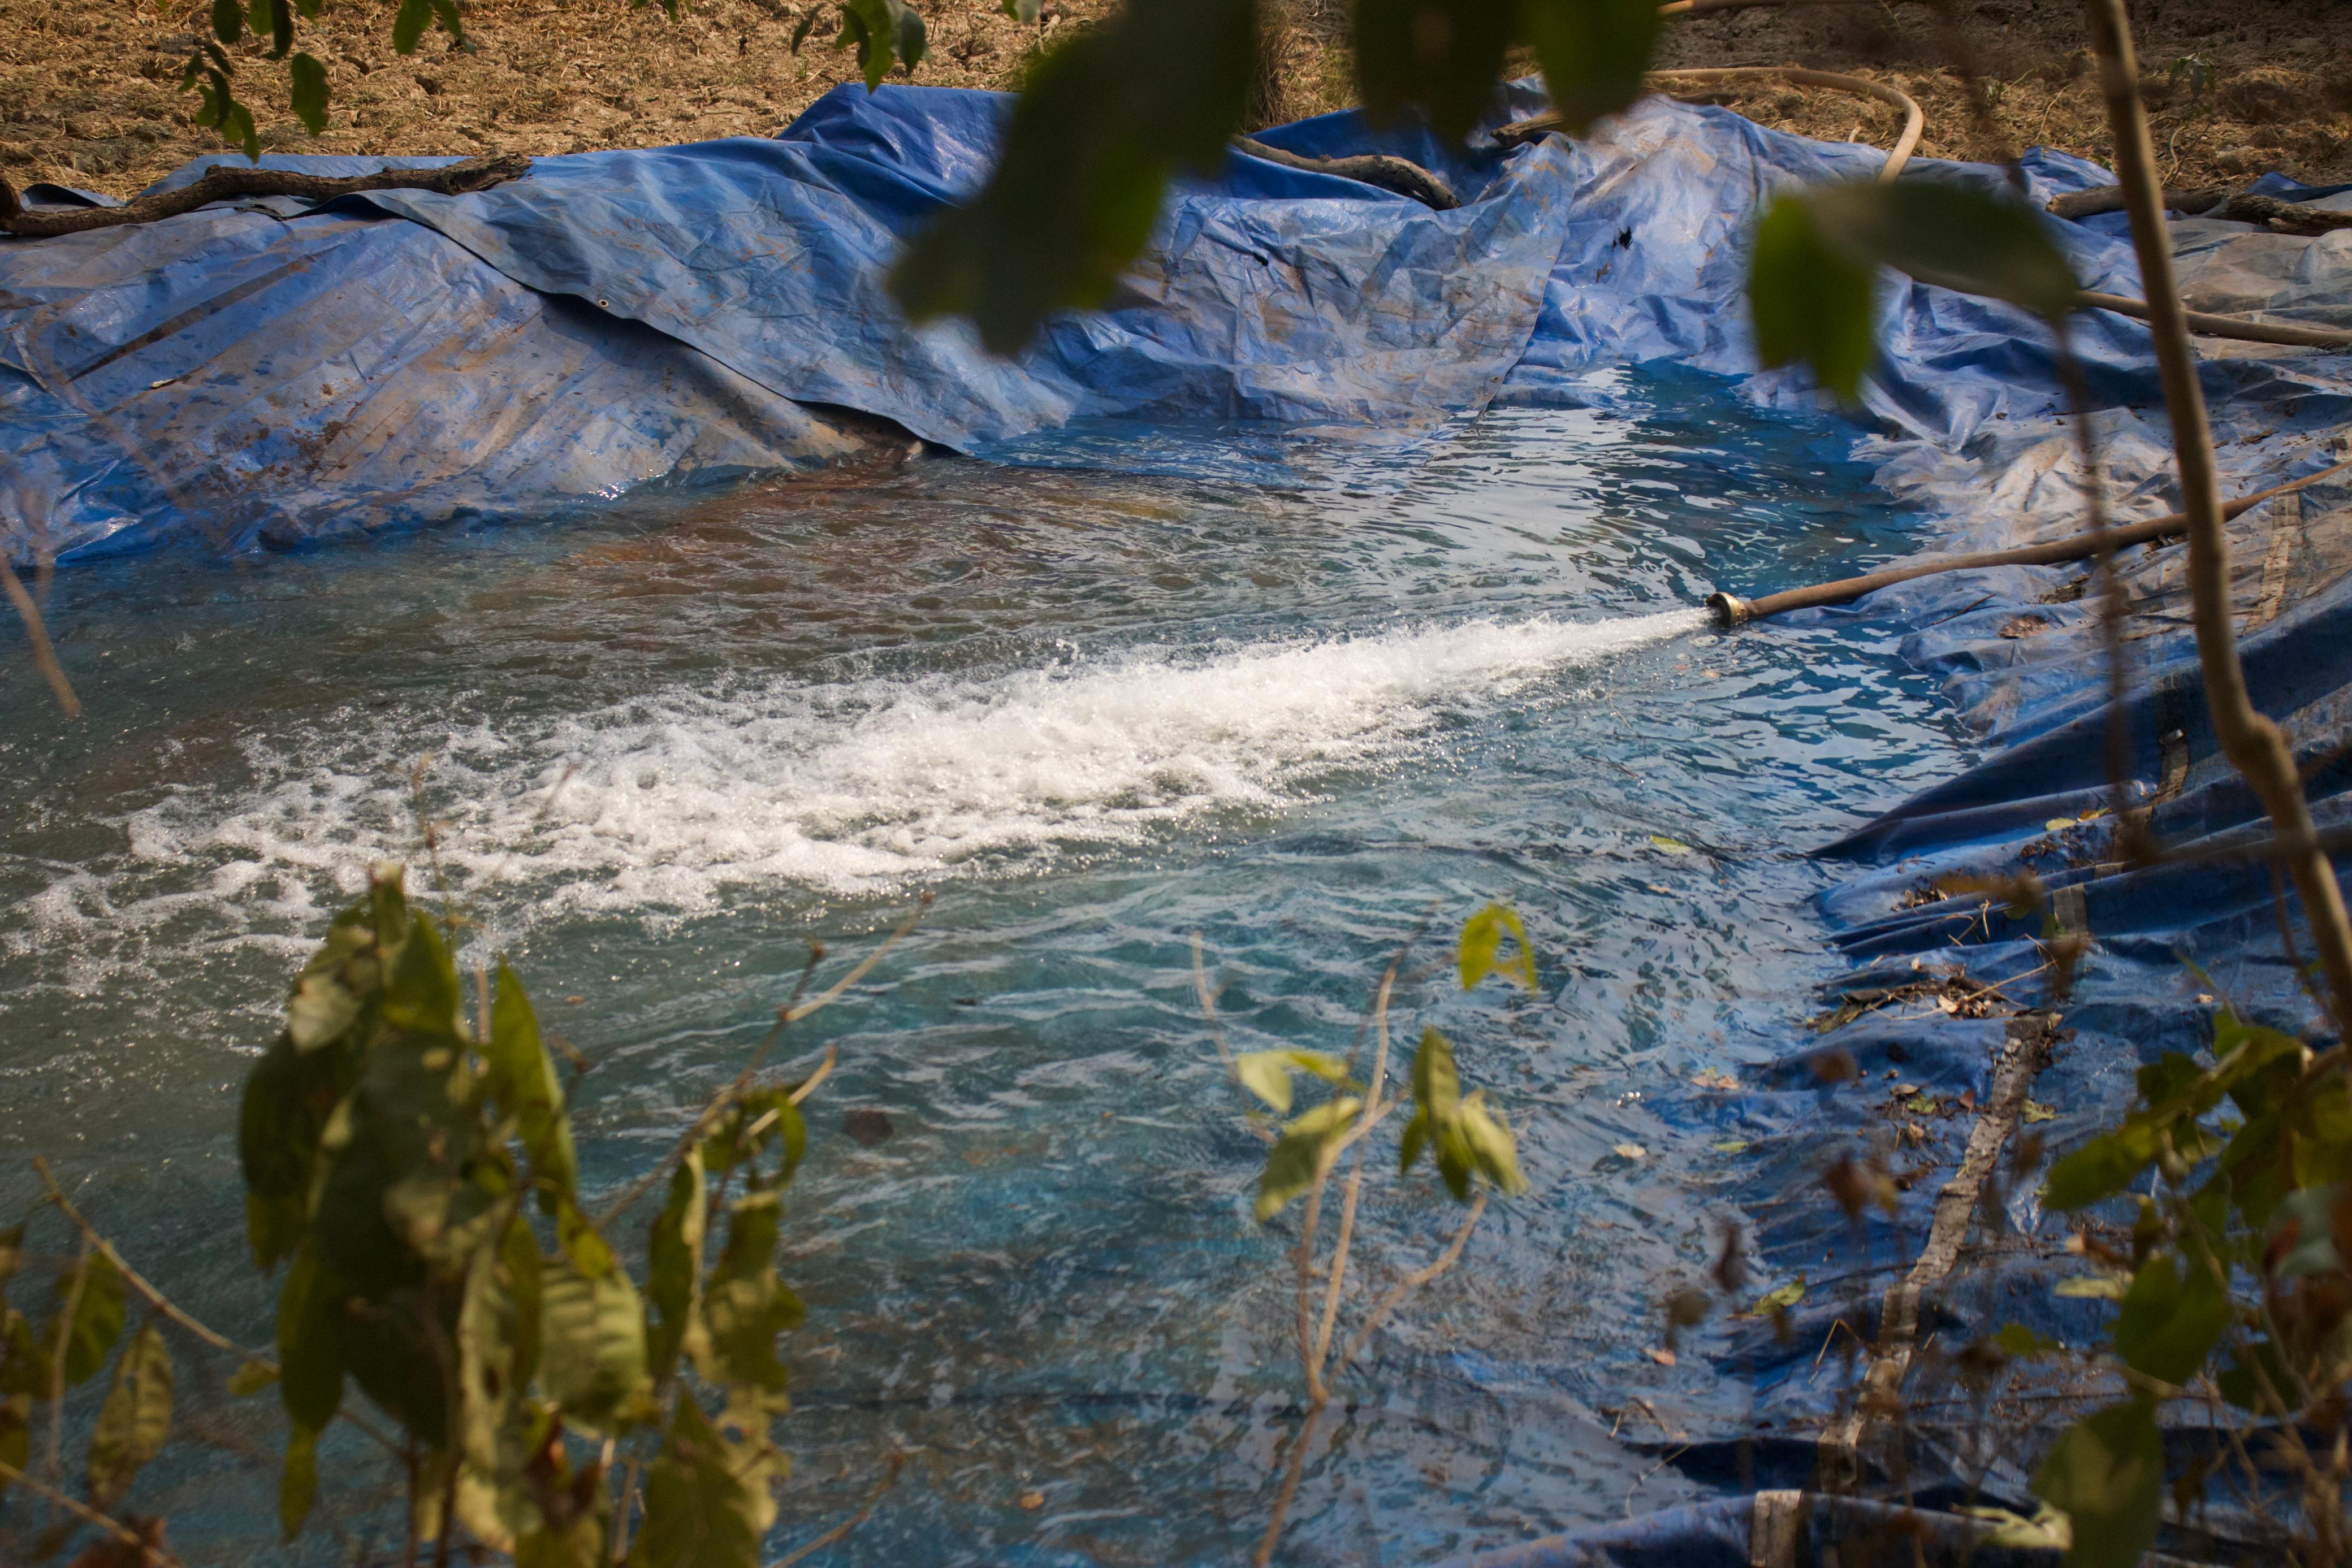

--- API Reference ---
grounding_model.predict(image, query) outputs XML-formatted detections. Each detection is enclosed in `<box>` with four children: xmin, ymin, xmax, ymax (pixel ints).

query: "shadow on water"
<box><xmin>0</xmin><ymin>376</ymin><xmax>1967</xmax><ymax>1565</ymax></box>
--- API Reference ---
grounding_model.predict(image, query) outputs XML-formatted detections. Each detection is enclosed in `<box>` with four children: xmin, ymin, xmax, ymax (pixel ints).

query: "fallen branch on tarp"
<box><xmin>2050</xmin><ymin>183</ymin><xmax>2352</xmax><ymax>236</ymax></box>
<box><xmin>0</xmin><ymin>153</ymin><xmax>531</xmax><ymax>239</ymax></box>
<box><xmin>1230</xmin><ymin>137</ymin><xmax>1459</xmax><ymax>210</ymax></box>
<box><xmin>1498</xmin><ymin>66</ymin><xmax>1925</xmax><ymax>183</ymax></box>
<box><xmin>1900</xmin><ymin>261</ymin><xmax>2352</xmax><ymax>350</ymax></box>
<box><xmin>1707</xmin><ymin>456</ymin><xmax>2352</xmax><ymax>625</ymax></box>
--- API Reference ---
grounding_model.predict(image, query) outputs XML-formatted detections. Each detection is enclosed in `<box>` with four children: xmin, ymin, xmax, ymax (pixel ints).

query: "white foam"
<box><xmin>111</xmin><ymin>609</ymin><xmax>1703</xmax><ymax>921</ymax></box>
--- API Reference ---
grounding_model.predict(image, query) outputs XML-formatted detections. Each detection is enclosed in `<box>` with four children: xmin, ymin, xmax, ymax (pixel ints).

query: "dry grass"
<box><xmin>1650</xmin><ymin>0</ymin><xmax>2352</xmax><ymax>188</ymax></box>
<box><xmin>0</xmin><ymin>0</ymin><xmax>1118</xmax><ymax>196</ymax></box>
<box><xmin>5</xmin><ymin>0</ymin><xmax>2349</xmax><ymax>201</ymax></box>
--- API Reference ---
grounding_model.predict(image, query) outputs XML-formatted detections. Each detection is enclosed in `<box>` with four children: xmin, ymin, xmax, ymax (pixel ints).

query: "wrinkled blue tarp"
<box><xmin>10</xmin><ymin>75</ymin><xmax>2352</xmax><ymax>1566</ymax></box>
<box><xmin>0</xmin><ymin>76</ymin><xmax>2187</xmax><ymax>561</ymax></box>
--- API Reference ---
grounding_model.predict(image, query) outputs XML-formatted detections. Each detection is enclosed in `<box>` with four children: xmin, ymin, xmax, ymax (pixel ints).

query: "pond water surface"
<box><xmin>0</xmin><ymin>378</ymin><xmax>1966</xmax><ymax>1565</ymax></box>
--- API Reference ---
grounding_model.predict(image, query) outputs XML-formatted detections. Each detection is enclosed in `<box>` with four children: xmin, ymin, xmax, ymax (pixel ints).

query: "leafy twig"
<box><xmin>32</xmin><ymin>1157</ymin><xmax>251</xmax><ymax>1356</ymax></box>
<box><xmin>0</xmin><ymin>1457</ymin><xmax>184</xmax><ymax>1567</ymax></box>
<box><xmin>595</xmin><ymin>895</ymin><xmax>927</xmax><ymax>1227</ymax></box>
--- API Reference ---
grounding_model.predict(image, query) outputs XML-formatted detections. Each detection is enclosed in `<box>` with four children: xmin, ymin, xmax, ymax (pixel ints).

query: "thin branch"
<box><xmin>1293</xmin><ymin>1169</ymin><xmax>1330</xmax><ymax>1406</ymax></box>
<box><xmin>595</xmin><ymin>898</ymin><xmax>925</xmax><ymax>1227</ymax></box>
<box><xmin>0</xmin><ymin>1457</ymin><xmax>185</xmax><ymax>1566</ymax></box>
<box><xmin>1252</xmin><ymin>1401</ymin><xmax>1328</xmax><ymax>1568</ymax></box>
<box><xmin>45</xmin><ymin>1228</ymin><xmax>88</xmax><ymax>1484</ymax></box>
<box><xmin>32</xmin><ymin>1157</ymin><xmax>250</xmax><ymax>1356</ymax></box>
<box><xmin>784</xmin><ymin>1044</ymin><xmax>837</xmax><ymax>1107</ymax></box>
<box><xmin>2</xmin><ymin>557</ymin><xmax>79</xmax><ymax>719</ymax></box>
<box><xmin>1192</xmin><ymin>934</ymin><xmax>1237</xmax><ymax>1077</ymax></box>
<box><xmin>1312</xmin><ymin>964</ymin><xmax>1398</xmax><ymax>1380</ymax></box>
<box><xmin>769</xmin><ymin>1450</ymin><xmax>908</xmax><ymax>1568</ymax></box>
<box><xmin>2085</xmin><ymin>0</ymin><xmax>2352</xmax><ymax>1042</ymax></box>
<box><xmin>1332</xmin><ymin>1193</ymin><xmax>1489</xmax><ymax>1383</ymax></box>
<box><xmin>783</xmin><ymin>895</ymin><xmax>930</xmax><ymax>1025</ymax></box>
<box><xmin>0</xmin><ymin>154</ymin><xmax>529</xmax><ymax>238</ymax></box>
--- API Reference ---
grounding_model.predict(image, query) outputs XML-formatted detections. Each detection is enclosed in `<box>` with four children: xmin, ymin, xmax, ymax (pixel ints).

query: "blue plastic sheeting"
<box><xmin>0</xmin><ymin>85</ymin><xmax>1589</xmax><ymax>558</ymax></box>
<box><xmin>0</xmin><ymin>76</ymin><xmax>2223</xmax><ymax>561</ymax></box>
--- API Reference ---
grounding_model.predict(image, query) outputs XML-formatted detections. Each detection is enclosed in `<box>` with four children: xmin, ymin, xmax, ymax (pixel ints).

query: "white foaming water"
<box><xmin>109</xmin><ymin>609</ymin><xmax>1703</xmax><ymax>922</ymax></box>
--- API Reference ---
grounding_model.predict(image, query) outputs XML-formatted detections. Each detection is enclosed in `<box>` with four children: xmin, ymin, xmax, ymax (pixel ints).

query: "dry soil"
<box><xmin>3</xmin><ymin>0</ymin><xmax>2349</xmax><ymax>202</ymax></box>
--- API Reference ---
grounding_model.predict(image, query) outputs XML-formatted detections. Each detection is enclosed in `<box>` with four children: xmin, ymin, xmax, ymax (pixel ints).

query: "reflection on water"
<box><xmin>0</xmin><ymin>386</ymin><xmax>1965</xmax><ymax>1565</ymax></box>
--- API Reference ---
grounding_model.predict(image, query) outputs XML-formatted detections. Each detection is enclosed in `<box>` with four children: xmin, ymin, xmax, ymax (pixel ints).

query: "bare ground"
<box><xmin>5</xmin><ymin>0</ymin><xmax>2349</xmax><ymax>202</ymax></box>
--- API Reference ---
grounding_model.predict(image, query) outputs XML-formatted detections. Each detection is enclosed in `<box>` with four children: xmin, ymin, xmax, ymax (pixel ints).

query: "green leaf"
<box><xmin>835</xmin><ymin>0</ymin><xmax>927</xmax><ymax>90</ymax></box>
<box><xmin>1352</xmin><ymin>0</ymin><xmax>1514</xmax><ymax>141</ymax></box>
<box><xmin>699</xmin><ymin>1189</ymin><xmax>804</xmax><ymax>1393</ymax></box>
<box><xmin>2043</xmin><ymin>1121</ymin><xmax>2161</xmax><ymax>1210</ymax></box>
<box><xmin>280</xmin><ymin>1422</ymin><xmax>320</xmax><ymax>1542</ymax></box>
<box><xmin>275</xmin><ymin>1249</ymin><xmax>347</xmax><ymax>1432</ymax></box>
<box><xmin>1399</xmin><ymin>1028</ymin><xmax>1525</xmax><ymax>1201</ymax></box>
<box><xmin>285</xmin><ymin>924</ymin><xmax>370</xmax><ymax>1052</ymax></box>
<box><xmin>211</xmin><ymin>0</ymin><xmax>243</xmax><ymax>43</ymax></box>
<box><xmin>1521</xmin><ymin>0</ymin><xmax>1661</xmax><ymax>136</ymax></box>
<box><xmin>1960</xmin><ymin>1503</ymin><xmax>2074</xmax><ymax>1553</ymax></box>
<box><xmin>392</xmin><ymin>0</ymin><xmax>431</xmax><ymax>54</ymax></box>
<box><xmin>47</xmin><ymin>1251</ymin><xmax>126</xmax><ymax>1389</ymax></box>
<box><xmin>2053</xmin><ymin>1274</ymin><xmax>2129</xmax><ymax>1301</ymax></box>
<box><xmin>1752</xmin><ymin>1277</ymin><xmax>1806</xmax><ymax>1315</ymax></box>
<box><xmin>1647</xmin><ymin>834</ymin><xmax>1694</xmax><ymax>855</ymax></box>
<box><xmin>488</xmin><ymin>963</ymin><xmax>580</xmax><ymax>1202</ymax></box>
<box><xmin>228</xmin><ymin>1358</ymin><xmax>279</xmax><ymax>1397</ymax></box>
<box><xmin>1459</xmin><ymin>903</ymin><xmax>1537</xmax><ymax>993</ymax></box>
<box><xmin>1993</xmin><ymin>1322</ymin><xmax>2065</xmax><ymax>1358</ymax></box>
<box><xmin>646</xmin><ymin>1147</ymin><xmax>707</xmax><ymax>1385</ymax></box>
<box><xmin>1233</xmin><ymin>1050</ymin><xmax>1349</xmax><ymax>1114</ymax></box>
<box><xmin>625</xmin><ymin>1396</ymin><xmax>780</xmax><ymax>1568</ymax></box>
<box><xmin>1449</xmin><ymin>1089</ymin><xmax>1527</xmax><ymax>1199</ymax></box>
<box><xmin>1256</xmin><ymin>1097</ymin><xmax>1363</xmax><ymax>1223</ymax></box>
<box><xmin>0</xmin><ymin>1392</ymin><xmax>28</xmax><ymax>1504</ymax></box>
<box><xmin>557</xmin><ymin>1197</ymin><xmax>618</xmax><ymax>1280</ymax></box>
<box><xmin>539</xmin><ymin>1252</ymin><xmax>648</xmax><ymax>1432</ymax></box>
<box><xmin>86</xmin><ymin>1323</ymin><xmax>172</xmax><ymax>1512</ymax></box>
<box><xmin>789</xmin><ymin>8</ymin><xmax>819</xmax><ymax>51</ymax></box>
<box><xmin>249</xmin><ymin>0</ymin><xmax>293</xmax><ymax>57</ymax></box>
<box><xmin>289</xmin><ymin>53</ymin><xmax>328</xmax><ymax>134</ymax></box>
<box><xmin>2111</xmin><ymin>1250</ymin><xmax>2229</xmax><ymax>1386</ymax></box>
<box><xmin>382</xmin><ymin>911</ymin><xmax>463</xmax><ymax>1036</ymax></box>
<box><xmin>1001</xmin><ymin>0</ymin><xmax>1040</xmax><ymax>18</ymax></box>
<box><xmin>2032</xmin><ymin>1398</ymin><xmax>2164</xmax><ymax>1568</ymax></box>
<box><xmin>890</xmin><ymin>0</ymin><xmax>1255</xmax><ymax>354</ymax></box>
<box><xmin>1749</xmin><ymin>193</ymin><xmax>1877</xmax><ymax>401</ymax></box>
<box><xmin>457</xmin><ymin>1212</ymin><xmax>538</xmax><ymax>1472</ymax></box>
<box><xmin>1802</xmin><ymin>180</ymin><xmax>2081</xmax><ymax>317</ymax></box>
<box><xmin>2022</xmin><ymin>1099</ymin><xmax>2057</xmax><ymax>1124</ymax></box>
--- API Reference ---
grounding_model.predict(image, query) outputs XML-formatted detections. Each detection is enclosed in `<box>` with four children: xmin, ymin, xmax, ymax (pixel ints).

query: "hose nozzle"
<box><xmin>1706</xmin><ymin>591</ymin><xmax>1751</xmax><ymax>628</ymax></box>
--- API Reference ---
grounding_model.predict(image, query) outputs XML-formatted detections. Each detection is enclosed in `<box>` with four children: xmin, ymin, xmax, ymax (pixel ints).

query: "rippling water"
<box><xmin>0</xmin><ymin>383</ymin><xmax>1966</xmax><ymax>1565</ymax></box>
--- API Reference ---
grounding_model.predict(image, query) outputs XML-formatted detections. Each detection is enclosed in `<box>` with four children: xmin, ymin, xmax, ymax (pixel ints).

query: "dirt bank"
<box><xmin>5</xmin><ymin>0</ymin><xmax>2346</xmax><ymax>202</ymax></box>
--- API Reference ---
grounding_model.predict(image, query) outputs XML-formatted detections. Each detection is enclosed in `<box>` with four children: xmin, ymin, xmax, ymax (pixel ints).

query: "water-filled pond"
<box><xmin>0</xmin><ymin>376</ymin><xmax>1968</xmax><ymax>1565</ymax></box>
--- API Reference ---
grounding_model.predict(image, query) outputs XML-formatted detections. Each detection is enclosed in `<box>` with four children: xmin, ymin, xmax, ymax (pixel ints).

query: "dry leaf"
<box><xmin>1019</xmin><ymin>1491</ymin><xmax>1045</xmax><ymax>1511</ymax></box>
<box><xmin>1645</xmin><ymin>1346</ymin><xmax>1676</xmax><ymax>1366</ymax></box>
<box><xmin>1614</xmin><ymin>1143</ymin><xmax>1648</xmax><ymax>1160</ymax></box>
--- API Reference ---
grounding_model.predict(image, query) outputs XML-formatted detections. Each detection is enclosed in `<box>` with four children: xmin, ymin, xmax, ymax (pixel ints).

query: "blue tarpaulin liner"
<box><xmin>8</xmin><ymin>73</ymin><xmax>2352</xmax><ymax>1566</ymax></box>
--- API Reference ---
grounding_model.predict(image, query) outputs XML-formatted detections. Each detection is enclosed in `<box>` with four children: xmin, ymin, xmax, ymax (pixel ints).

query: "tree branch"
<box><xmin>0</xmin><ymin>1457</ymin><xmax>184</xmax><ymax>1567</ymax></box>
<box><xmin>0</xmin><ymin>155</ymin><xmax>530</xmax><ymax>239</ymax></box>
<box><xmin>33</xmin><ymin>1157</ymin><xmax>252</xmax><ymax>1357</ymax></box>
<box><xmin>2084</xmin><ymin>0</ymin><xmax>2352</xmax><ymax>1041</ymax></box>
